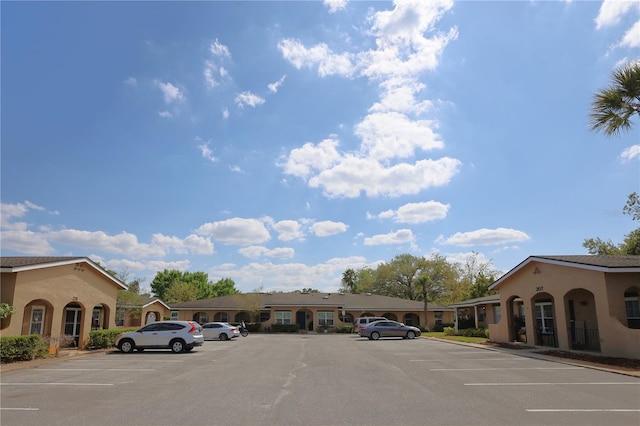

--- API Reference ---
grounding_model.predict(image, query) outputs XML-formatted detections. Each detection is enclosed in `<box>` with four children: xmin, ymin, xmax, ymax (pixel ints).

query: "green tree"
<box><xmin>415</xmin><ymin>254</ymin><xmax>454</xmax><ymax>328</ymax></box>
<box><xmin>341</xmin><ymin>268</ymin><xmax>357</xmax><ymax>293</ymax></box>
<box><xmin>150</xmin><ymin>270</ymin><xmax>216</xmax><ymax>300</ymax></box>
<box><xmin>0</xmin><ymin>303</ymin><xmax>16</xmax><ymax>320</ymax></box>
<box><xmin>373</xmin><ymin>254</ymin><xmax>425</xmax><ymax>300</ymax></box>
<box><xmin>623</xmin><ymin>192</ymin><xmax>640</xmax><ymax>221</ymax></box>
<box><xmin>583</xmin><ymin>193</ymin><xmax>640</xmax><ymax>255</ymax></box>
<box><xmin>583</xmin><ymin>237</ymin><xmax>624</xmax><ymax>255</ymax></box>
<box><xmin>164</xmin><ymin>281</ymin><xmax>200</xmax><ymax>304</ymax></box>
<box><xmin>151</xmin><ymin>269</ymin><xmax>184</xmax><ymax>300</ymax></box>
<box><xmin>589</xmin><ymin>61</ymin><xmax>640</xmax><ymax>136</ymax></box>
<box><xmin>211</xmin><ymin>278</ymin><xmax>241</xmax><ymax>297</ymax></box>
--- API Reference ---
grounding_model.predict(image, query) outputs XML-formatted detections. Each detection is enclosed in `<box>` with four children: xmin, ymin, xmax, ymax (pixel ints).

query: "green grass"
<box><xmin>422</xmin><ymin>331</ymin><xmax>488</xmax><ymax>344</ymax></box>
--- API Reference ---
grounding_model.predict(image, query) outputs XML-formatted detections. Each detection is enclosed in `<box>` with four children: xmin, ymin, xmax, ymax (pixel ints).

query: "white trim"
<box><xmin>489</xmin><ymin>256</ymin><xmax>640</xmax><ymax>291</ymax></box>
<box><xmin>29</xmin><ymin>305</ymin><xmax>45</xmax><ymax>335</ymax></box>
<box><xmin>142</xmin><ymin>299</ymin><xmax>171</xmax><ymax>310</ymax></box>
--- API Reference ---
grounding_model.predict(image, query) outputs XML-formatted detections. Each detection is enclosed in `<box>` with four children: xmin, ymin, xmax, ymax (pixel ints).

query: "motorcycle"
<box><xmin>239</xmin><ymin>321</ymin><xmax>249</xmax><ymax>337</ymax></box>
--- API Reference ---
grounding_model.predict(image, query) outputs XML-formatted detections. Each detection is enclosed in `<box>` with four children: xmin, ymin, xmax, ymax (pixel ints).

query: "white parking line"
<box><xmin>431</xmin><ymin>367</ymin><xmax>584</xmax><ymax>371</ymax></box>
<box><xmin>70</xmin><ymin>359</ymin><xmax>183</xmax><ymax>363</ymax></box>
<box><xmin>37</xmin><ymin>368</ymin><xmax>155</xmax><ymax>371</ymax></box>
<box><xmin>0</xmin><ymin>408</ymin><xmax>39</xmax><ymax>411</ymax></box>
<box><xmin>465</xmin><ymin>382</ymin><xmax>640</xmax><ymax>386</ymax></box>
<box><xmin>410</xmin><ymin>358</ymin><xmax>515</xmax><ymax>362</ymax></box>
<box><xmin>527</xmin><ymin>409</ymin><xmax>640</xmax><ymax>412</ymax></box>
<box><xmin>1</xmin><ymin>382</ymin><xmax>114</xmax><ymax>386</ymax></box>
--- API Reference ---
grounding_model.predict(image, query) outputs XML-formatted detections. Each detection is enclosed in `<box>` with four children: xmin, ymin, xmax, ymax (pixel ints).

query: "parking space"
<box><xmin>1</xmin><ymin>335</ymin><xmax>638</xmax><ymax>425</ymax></box>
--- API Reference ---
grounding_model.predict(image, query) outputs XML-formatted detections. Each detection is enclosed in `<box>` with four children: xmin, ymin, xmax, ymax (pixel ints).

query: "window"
<box><xmin>318</xmin><ymin>311</ymin><xmax>334</xmax><ymax>327</ymax></box>
<box><xmin>214</xmin><ymin>312</ymin><xmax>229</xmax><ymax>322</ymax></box>
<box><xmin>260</xmin><ymin>312</ymin><xmax>271</xmax><ymax>322</ymax></box>
<box><xmin>170</xmin><ymin>311</ymin><xmax>179</xmax><ymax>320</ymax></box>
<box><xmin>434</xmin><ymin>311</ymin><xmax>443</xmax><ymax>325</ymax></box>
<box><xmin>625</xmin><ymin>292</ymin><xmax>640</xmax><ymax>329</ymax></box>
<box><xmin>275</xmin><ymin>311</ymin><xmax>291</xmax><ymax>324</ymax></box>
<box><xmin>29</xmin><ymin>306</ymin><xmax>45</xmax><ymax>335</ymax></box>
<box><xmin>535</xmin><ymin>302</ymin><xmax>554</xmax><ymax>334</ymax></box>
<box><xmin>116</xmin><ymin>308</ymin><xmax>125</xmax><ymax>327</ymax></box>
<box><xmin>195</xmin><ymin>312</ymin><xmax>208</xmax><ymax>324</ymax></box>
<box><xmin>493</xmin><ymin>305</ymin><xmax>502</xmax><ymax>323</ymax></box>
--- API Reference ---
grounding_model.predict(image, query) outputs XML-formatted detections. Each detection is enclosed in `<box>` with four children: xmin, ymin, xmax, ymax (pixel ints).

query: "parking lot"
<box><xmin>1</xmin><ymin>334</ymin><xmax>639</xmax><ymax>425</ymax></box>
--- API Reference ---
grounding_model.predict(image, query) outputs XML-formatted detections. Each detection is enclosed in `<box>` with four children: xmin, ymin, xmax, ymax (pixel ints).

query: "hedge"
<box><xmin>1</xmin><ymin>335</ymin><xmax>49</xmax><ymax>363</ymax></box>
<box><xmin>89</xmin><ymin>328</ymin><xmax>137</xmax><ymax>349</ymax></box>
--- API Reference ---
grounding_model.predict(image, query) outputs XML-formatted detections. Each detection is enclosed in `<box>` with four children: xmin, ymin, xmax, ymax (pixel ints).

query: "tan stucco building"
<box><xmin>1</xmin><ymin>257</ymin><xmax>126</xmax><ymax>350</ymax></box>
<box><xmin>488</xmin><ymin>255</ymin><xmax>640</xmax><ymax>359</ymax></box>
<box><xmin>170</xmin><ymin>292</ymin><xmax>455</xmax><ymax>331</ymax></box>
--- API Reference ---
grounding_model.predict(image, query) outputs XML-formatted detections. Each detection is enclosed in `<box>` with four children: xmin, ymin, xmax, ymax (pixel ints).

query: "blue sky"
<box><xmin>2</xmin><ymin>0</ymin><xmax>639</xmax><ymax>294</ymax></box>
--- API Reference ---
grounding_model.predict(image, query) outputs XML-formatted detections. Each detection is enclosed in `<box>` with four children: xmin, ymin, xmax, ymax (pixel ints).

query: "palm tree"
<box><xmin>341</xmin><ymin>268</ymin><xmax>357</xmax><ymax>293</ymax></box>
<box><xmin>589</xmin><ymin>61</ymin><xmax>640</xmax><ymax>136</ymax></box>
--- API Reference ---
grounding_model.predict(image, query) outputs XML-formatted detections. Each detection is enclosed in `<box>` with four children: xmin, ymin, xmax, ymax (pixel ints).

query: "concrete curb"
<box><xmin>423</xmin><ymin>336</ymin><xmax>640</xmax><ymax>378</ymax></box>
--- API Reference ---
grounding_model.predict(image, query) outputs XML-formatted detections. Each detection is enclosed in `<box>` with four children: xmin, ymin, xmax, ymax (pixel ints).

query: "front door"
<box><xmin>535</xmin><ymin>302</ymin><xmax>557</xmax><ymax>347</ymax></box>
<box><xmin>64</xmin><ymin>307</ymin><xmax>82</xmax><ymax>346</ymax></box>
<box><xmin>296</xmin><ymin>311</ymin><xmax>306</xmax><ymax>330</ymax></box>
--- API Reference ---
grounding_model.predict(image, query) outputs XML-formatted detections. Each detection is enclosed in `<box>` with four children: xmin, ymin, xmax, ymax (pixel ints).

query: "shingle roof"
<box><xmin>0</xmin><ymin>256</ymin><xmax>84</xmax><ymax>268</ymax></box>
<box><xmin>448</xmin><ymin>294</ymin><xmax>501</xmax><ymax>308</ymax></box>
<box><xmin>490</xmin><ymin>255</ymin><xmax>640</xmax><ymax>291</ymax></box>
<box><xmin>170</xmin><ymin>292</ymin><xmax>453</xmax><ymax>312</ymax></box>
<box><xmin>534</xmin><ymin>255</ymin><xmax>640</xmax><ymax>268</ymax></box>
<box><xmin>0</xmin><ymin>256</ymin><xmax>127</xmax><ymax>289</ymax></box>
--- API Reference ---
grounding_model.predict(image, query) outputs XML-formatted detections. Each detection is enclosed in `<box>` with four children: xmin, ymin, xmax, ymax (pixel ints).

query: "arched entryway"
<box><xmin>383</xmin><ymin>313</ymin><xmax>398</xmax><ymax>321</ymax></box>
<box><xmin>145</xmin><ymin>311</ymin><xmax>159</xmax><ymax>324</ymax></box>
<box><xmin>23</xmin><ymin>299</ymin><xmax>54</xmax><ymax>337</ymax></box>
<box><xmin>564</xmin><ymin>289</ymin><xmax>600</xmax><ymax>352</ymax></box>
<box><xmin>63</xmin><ymin>302</ymin><xmax>84</xmax><ymax>347</ymax></box>
<box><xmin>235</xmin><ymin>312</ymin><xmax>251</xmax><ymax>323</ymax></box>
<box><xmin>92</xmin><ymin>304</ymin><xmax>110</xmax><ymax>330</ymax></box>
<box><xmin>296</xmin><ymin>309</ymin><xmax>313</xmax><ymax>331</ymax></box>
<box><xmin>532</xmin><ymin>292</ymin><xmax>557</xmax><ymax>348</ymax></box>
<box><xmin>507</xmin><ymin>296</ymin><xmax>526</xmax><ymax>342</ymax></box>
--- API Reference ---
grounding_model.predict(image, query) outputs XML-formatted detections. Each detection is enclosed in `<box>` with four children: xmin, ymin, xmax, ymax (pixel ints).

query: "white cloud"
<box><xmin>272</xmin><ymin>220</ymin><xmax>305</xmax><ymax>241</ymax></box>
<box><xmin>197</xmin><ymin>139</ymin><xmax>218</xmax><ymax>163</ymax></box>
<box><xmin>210</xmin><ymin>38</ymin><xmax>231</xmax><ymax>58</ymax></box>
<box><xmin>150</xmin><ymin>233</ymin><xmax>214</xmax><ymax>255</ymax></box>
<box><xmin>595</xmin><ymin>0</ymin><xmax>637</xmax><ymax>29</ymax></box>
<box><xmin>377</xmin><ymin>201</ymin><xmax>449</xmax><ymax>223</ymax></box>
<box><xmin>364</xmin><ymin>229</ymin><xmax>415</xmax><ymax>246</ymax></box>
<box><xmin>0</xmin><ymin>229</ymin><xmax>56</xmax><ymax>255</ymax></box>
<box><xmin>268</xmin><ymin>75</ymin><xmax>287</xmax><ymax>93</ymax></box>
<box><xmin>277</xmin><ymin>38</ymin><xmax>356</xmax><ymax>77</ymax></box>
<box><xmin>279</xmin><ymin>1</ymin><xmax>461</xmax><ymax>200</ymax></box>
<box><xmin>619</xmin><ymin>20</ymin><xmax>640</xmax><ymax>48</ymax></box>
<box><xmin>235</xmin><ymin>91</ymin><xmax>266</xmax><ymax>108</ymax></box>
<box><xmin>124</xmin><ymin>77</ymin><xmax>137</xmax><ymax>87</ymax></box>
<box><xmin>620</xmin><ymin>144</ymin><xmax>640</xmax><ymax>162</ymax></box>
<box><xmin>280</xmin><ymin>137</ymin><xmax>342</xmax><ymax>180</ymax></box>
<box><xmin>207</xmin><ymin>255</ymin><xmax>374</xmax><ymax>292</ymax></box>
<box><xmin>156</xmin><ymin>81</ymin><xmax>185</xmax><ymax>103</ymax></box>
<box><xmin>355</xmin><ymin>111</ymin><xmax>442</xmax><ymax>160</ymax></box>
<box><xmin>310</xmin><ymin>221</ymin><xmax>348</xmax><ymax>237</ymax></box>
<box><xmin>158</xmin><ymin>110</ymin><xmax>173</xmax><ymax>118</ymax></box>
<box><xmin>308</xmin><ymin>156</ymin><xmax>462</xmax><ymax>198</ymax></box>
<box><xmin>324</xmin><ymin>0</ymin><xmax>347</xmax><ymax>14</ymax></box>
<box><xmin>238</xmin><ymin>245</ymin><xmax>295</xmax><ymax>259</ymax></box>
<box><xmin>436</xmin><ymin>228</ymin><xmax>530</xmax><ymax>247</ymax></box>
<box><xmin>196</xmin><ymin>218</ymin><xmax>271</xmax><ymax>245</ymax></box>
<box><xmin>222</xmin><ymin>109</ymin><xmax>229</xmax><ymax>119</ymax></box>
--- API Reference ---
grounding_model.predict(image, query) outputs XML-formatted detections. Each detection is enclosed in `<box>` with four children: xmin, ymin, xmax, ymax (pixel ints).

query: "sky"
<box><xmin>2</xmin><ymin>0</ymin><xmax>639</xmax><ymax>294</ymax></box>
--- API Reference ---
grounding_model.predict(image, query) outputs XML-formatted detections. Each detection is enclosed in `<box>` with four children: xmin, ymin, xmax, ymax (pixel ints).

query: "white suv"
<box><xmin>116</xmin><ymin>320</ymin><xmax>204</xmax><ymax>353</ymax></box>
<box><xmin>353</xmin><ymin>317</ymin><xmax>387</xmax><ymax>333</ymax></box>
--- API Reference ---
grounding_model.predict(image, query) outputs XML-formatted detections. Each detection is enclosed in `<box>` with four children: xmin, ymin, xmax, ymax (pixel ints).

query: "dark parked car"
<box><xmin>359</xmin><ymin>320</ymin><xmax>421</xmax><ymax>340</ymax></box>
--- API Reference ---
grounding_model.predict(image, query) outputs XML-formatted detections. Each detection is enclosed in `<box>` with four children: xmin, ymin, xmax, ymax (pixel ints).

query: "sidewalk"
<box><xmin>0</xmin><ymin>348</ymin><xmax>107</xmax><ymax>373</ymax></box>
<box><xmin>425</xmin><ymin>336</ymin><xmax>640</xmax><ymax>378</ymax></box>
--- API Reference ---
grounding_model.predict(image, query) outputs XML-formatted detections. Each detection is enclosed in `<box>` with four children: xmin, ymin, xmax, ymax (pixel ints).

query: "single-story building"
<box><xmin>169</xmin><ymin>292</ymin><xmax>455</xmax><ymax>331</ymax></box>
<box><xmin>448</xmin><ymin>294</ymin><xmax>501</xmax><ymax>330</ymax></box>
<box><xmin>488</xmin><ymin>255</ymin><xmax>640</xmax><ymax>359</ymax></box>
<box><xmin>0</xmin><ymin>256</ymin><xmax>126</xmax><ymax>350</ymax></box>
<box><xmin>116</xmin><ymin>296</ymin><xmax>171</xmax><ymax>328</ymax></box>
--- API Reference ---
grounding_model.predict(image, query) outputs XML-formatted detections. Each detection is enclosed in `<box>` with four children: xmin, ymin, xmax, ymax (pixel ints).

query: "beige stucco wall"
<box><xmin>488</xmin><ymin>261</ymin><xmax>640</xmax><ymax>359</ymax></box>
<box><xmin>1</xmin><ymin>263</ymin><xmax>120</xmax><ymax>350</ymax></box>
<box><xmin>171</xmin><ymin>306</ymin><xmax>454</xmax><ymax>331</ymax></box>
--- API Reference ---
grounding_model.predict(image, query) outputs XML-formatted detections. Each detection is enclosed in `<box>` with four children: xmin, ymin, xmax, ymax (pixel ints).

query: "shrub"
<box><xmin>443</xmin><ymin>327</ymin><xmax>456</xmax><ymax>336</ymax></box>
<box><xmin>0</xmin><ymin>335</ymin><xmax>49</xmax><ymax>362</ymax></box>
<box><xmin>270</xmin><ymin>323</ymin><xmax>299</xmax><ymax>333</ymax></box>
<box><xmin>89</xmin><ymin>328</ymin><xmax>137</xmax><ymax>349</ymax></box>
<box><xmin>442</xmin><ymin>327</ymin><xmax>489</xmax><ymax>338</ymax></box>
<box><xmin>335</xmin><ymin>325</ymin><xmax>354</xmax><ymax>333</ymax></box>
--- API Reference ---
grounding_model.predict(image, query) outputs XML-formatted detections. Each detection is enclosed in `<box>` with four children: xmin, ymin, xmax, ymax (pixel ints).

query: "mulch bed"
<box><xmin>535</xmin><ymin>350</ymin><xmax>640</xmax><ymax>370</ymax></box>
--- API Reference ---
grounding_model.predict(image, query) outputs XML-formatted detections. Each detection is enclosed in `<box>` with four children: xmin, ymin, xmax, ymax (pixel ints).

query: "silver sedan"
<box><xmin>202</xmin><ymin>322</ymin><xmax>240</xmax><ymax>341</ymax></box>
<box><xmin>359</xmin><ymin>320</ymin><xmax>421</xmax><ymax>340</ymax></box>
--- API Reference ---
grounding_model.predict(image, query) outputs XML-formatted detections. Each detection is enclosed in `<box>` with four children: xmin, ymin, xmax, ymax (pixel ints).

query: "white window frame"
<box><xmin>535</xmin><ymin>302</ymin><xmax>554</xmax><ymax>334</ymax></box>
<box><xmin>318</xmin><ymin>311</ymin><xmax>334</xmax><ymax>327</ymax></box>
<box><xmin>275</xmin><ymin>311</ymin><xmax>291</xmax><ymax>325</ymax></box>
<box><xmin>64</xmin><ymin>307</ymin><xmax>82</xmax><ymax>338</ymax></box>
<box><xmin>30</xmin><ymin>305</ymin><xmax>45</xmax><ymax>335</ymax></box>
<box><xmin>434</xmin><ymin>311</ymin><xmax>443</xmax><ymax>325</ymax></box>
<box><xmin>170</xmin><ymin>311</ymin><xmax>179</xmax><ymax>320</ymax></box>
<box><xmin>625</xmin><ymin>293</ymin><xmax>640</xmax><ymax>321</ymax></box>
